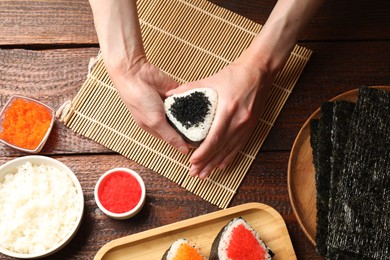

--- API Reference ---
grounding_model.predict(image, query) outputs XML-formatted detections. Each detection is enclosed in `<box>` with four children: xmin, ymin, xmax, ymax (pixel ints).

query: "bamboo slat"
<box><xmin>62</xmin><ymin>0</ymin><xmax>312</xmax><ymax>208</ymax></box>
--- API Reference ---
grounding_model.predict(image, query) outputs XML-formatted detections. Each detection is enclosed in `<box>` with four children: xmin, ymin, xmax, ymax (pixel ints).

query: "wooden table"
<box><xmin>0</xmin><ymin>0</ymin><xmax>389</xmax><ymax>259</ymax></box>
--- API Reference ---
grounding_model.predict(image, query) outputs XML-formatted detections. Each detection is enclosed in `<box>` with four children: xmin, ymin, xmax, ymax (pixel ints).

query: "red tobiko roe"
<box><xmin>97</xmin><ymin>170</ymin><xmax>142</xmax><ymax>214</ymax></box>
<box><xmin>226</xmin><ymin>224</ymin><xmax>267</xmax><ymax>260</ymax></box>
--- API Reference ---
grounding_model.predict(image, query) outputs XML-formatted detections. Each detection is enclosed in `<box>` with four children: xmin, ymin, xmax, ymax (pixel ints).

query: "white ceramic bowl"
<box><xmin>0</xmin><ymin>156</ymin><xmax>84</xmax><ymax>259</ymax></box>
<box><xmin>0</xmin><ymin>95</ymin><xmax>55</xmax><ymax>154</ymax></box>
<box><xmin>94</xmin><ymin>168</ymin><xmax>146</xmax><ymax>220</ymax></box>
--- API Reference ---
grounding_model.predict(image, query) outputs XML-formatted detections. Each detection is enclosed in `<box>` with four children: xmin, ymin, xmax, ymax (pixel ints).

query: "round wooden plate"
<box><xmin>287</xmin><ymin>86</ymin><xmax>390</xmax><ymax>245</ymax></box>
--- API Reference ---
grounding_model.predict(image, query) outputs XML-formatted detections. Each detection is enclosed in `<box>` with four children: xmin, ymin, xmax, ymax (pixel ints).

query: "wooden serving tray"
<box><xmin>287</xmin><ymin>86</ymin><xmax>390</xmax><ymax>245</ymax></box>
<box><xmin>94</xmin><ymin>203</ymin><xmax>296</xmax><ymax>259</ymax></box>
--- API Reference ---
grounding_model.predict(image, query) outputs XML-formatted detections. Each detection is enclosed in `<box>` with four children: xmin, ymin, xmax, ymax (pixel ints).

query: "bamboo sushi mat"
<box><xmin>62</xmin><ymin>0</ymin><xmax>312</xmax><ymax>209</ymax></box>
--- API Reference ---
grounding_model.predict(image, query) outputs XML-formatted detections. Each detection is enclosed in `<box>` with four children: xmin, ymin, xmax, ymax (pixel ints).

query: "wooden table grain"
<box><xmin>0</xmin><ymin>0</ymin><xmax>389</xmax><ymax>259</ymax></box>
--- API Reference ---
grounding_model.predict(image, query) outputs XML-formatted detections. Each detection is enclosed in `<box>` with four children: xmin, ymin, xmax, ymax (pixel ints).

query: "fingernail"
<box><xmin>189</xmin><ymin>167</ymin><xmax>198</xmax><ymax>177</ymax></box>
<box><xmin>178</xmin><ymin>145</ymin><xmax>189</xmax><ymax>154</ymax></box>
<box><xmin>199</xmin><ymin>170</ymin><xmax>209</xmax><ymax>180</ymax></box>
<box><xmin>218</xmin><ymin>162</ymin><xmax>227</xmax><ymax>170</ymax></box>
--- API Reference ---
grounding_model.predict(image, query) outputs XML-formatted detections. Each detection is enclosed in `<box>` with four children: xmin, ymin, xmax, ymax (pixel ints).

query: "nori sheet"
<box><xmin>326</xmin><ymin>101</ymin><xmax>355</xmax><ymax>259</ymax></box>
<box><xmin>328</xmin><ymin>101</ymin><xmax>355</xmax><ymax>211</ymax></box>
<box><xmin>313</xmin><ymin>102</ymin><xmax>334</xmax><ymax>256</ymax></box>
<box><xmin>327</xmin><ymin>87</ymin><xmax>390</xmax><ymax>259</ymax></box>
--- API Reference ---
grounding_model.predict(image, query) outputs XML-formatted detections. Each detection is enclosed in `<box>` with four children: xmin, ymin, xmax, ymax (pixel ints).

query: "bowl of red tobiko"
<box><xmin>94</xmin><ymin>168</ymin><xmax>146</xmax><ymax>220</ymax></box>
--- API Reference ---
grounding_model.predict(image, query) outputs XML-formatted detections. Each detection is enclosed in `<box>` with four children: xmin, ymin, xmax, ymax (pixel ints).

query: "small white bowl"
<box><xmin>0</xmin><ymin>156</ymin><xmax>84</xmax><ymax>259</ymax></box>
<box><xmin>94</xmin><ymin>168</ymin><xmax>146</xmax><ymax>220</ymax></box>
<box><xmin>0</xmin><ymin>95</ymin><xmax>55</xmax><ymax>154</ymax></box>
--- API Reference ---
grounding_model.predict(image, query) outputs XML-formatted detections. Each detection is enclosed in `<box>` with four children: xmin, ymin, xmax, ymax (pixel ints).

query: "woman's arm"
<box><xmin>243</xmin><ymin>0</ymin><xmax>324</xmax><ymax>76</ymax></box>
<box><xmin>89</xmin><ymin>0</ymin><xmax>143</xmax><ymax>75</ymax></box>
<box><xmin>168</xmin><ymin>0</ymin><xmax>325</xmax><ymax>179</ymax></box>
<box><xmin>88</xmin><ymin>0</ymin><xmax>190</xmax><ymax>154</ymax></box>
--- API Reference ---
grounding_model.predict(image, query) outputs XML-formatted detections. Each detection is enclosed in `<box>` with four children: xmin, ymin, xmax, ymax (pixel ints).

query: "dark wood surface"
<box><xmin>0</xmin><ymin>0</ymin><xmax>389</xmax><ymax>259</ymax></box>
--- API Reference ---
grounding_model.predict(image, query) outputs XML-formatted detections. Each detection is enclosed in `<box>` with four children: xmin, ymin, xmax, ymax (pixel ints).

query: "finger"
<box><xmin>189</xmin><ymin>156</ymin><xmax>216</xmax><ymax>179</ymax></box>
<box><xmin>217</xmin><ymin>150</ymin><xmax>238</xmax><ymax>170</ymax></box>
<box><xmin>132</xmin><ymin>117</ymin><xmax>163</xmax><ymax>140</ymax></box>
<box><xmin>194</xmin><ymin>121</ymin><xmax>252</xmax><ymax>178</ymax></box>
<box><xmin>134</xmin><ymin>113</ymin><xmax>190</xmax><ymax>154</ymax></box>
<box><xmin>197</xmin><ymin>149</ymin><xmax>231</xmax><ymax>179</ymax></box>
<box><xmin>143</xmin><ymin>127</ymin><xmax>163</xmax><ymax>140</ymax></box>
<box><xmin>165</xmin><ymin>82</ymin><xmax>198</xmax><ymax>96</ymax></box>
<box><xmin>189</xmin><ymin>132</ymin><xmax>227</xmax><ymax>178</ymax></box>
<box><xmin>189</xmin><ymin>164</ymin><xmax>201</xmax><ymax>177</ymax></box>
<box><xmin>217</xmin><ymin>144</ymin><xmax>242</xmax><ymax>170</ymax></box>
<box><xmin>198</xmin><ymin>162</ymin><xmax>217</xmax><ymax>179</ymax></box>
<box><xmin>195</xmin><ymin>137</ymin><xmax>242</xmax><ymax>179</ymax></box>
<box><xmin>156</xmin><ymin>76</ymin><xmax>180</xmax><ymax>96</ymax></box>
<box><xmin>218</xmin><ymin>124</ymin><xmax>255</xmax><ymax>170</ymax></box>
<box><xmin>189</xmin><ymin>132</ymin><xmax>224</xmax><ymax>173</ymax></box>
<box><xmin>153</xmin><ymin>120</ymin><xmax>190</xmax><ymax>154</ymax></box>
<box><xmin>189</xmin><ymin>104</ymin><xmax>231</xmax><ymax>166</ymax></box>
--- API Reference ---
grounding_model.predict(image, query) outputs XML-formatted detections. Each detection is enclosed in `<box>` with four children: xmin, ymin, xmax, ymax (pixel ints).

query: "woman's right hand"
<box><xmin>89</xmin><ymin>0</ymin><xmax>189</xmax><ymax>154</ymax></box>
<box><xmin>107</xmin><ymin>55</ymin><xmax>190</xmax><ymax>154</ymax></box>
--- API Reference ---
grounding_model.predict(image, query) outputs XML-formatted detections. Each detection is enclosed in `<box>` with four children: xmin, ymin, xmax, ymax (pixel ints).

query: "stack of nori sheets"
<box><xmin>310</xmin><ymin>87</ymin><xmax>390</xmax><ymax>259</ymax></box>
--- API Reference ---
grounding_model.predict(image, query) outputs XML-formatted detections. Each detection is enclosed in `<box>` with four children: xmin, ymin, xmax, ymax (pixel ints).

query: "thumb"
<box><xmin>165</xmin><ymin>82</ymin><xmax>195</xmax><ymax>97</ymax></box>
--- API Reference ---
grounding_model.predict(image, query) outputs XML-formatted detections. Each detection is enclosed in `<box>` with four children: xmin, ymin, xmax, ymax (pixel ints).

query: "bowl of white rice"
<box><xmin>0</xmin><ymin>155</ymin><xmax>84</xmax><ymax>259</ymax></box>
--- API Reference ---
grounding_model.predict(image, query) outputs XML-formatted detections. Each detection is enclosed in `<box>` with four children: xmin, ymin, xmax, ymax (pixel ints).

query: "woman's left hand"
<box><xmin>167</xmin><ymin>58</ymin><xmax>274</xmax><ymax>179</ymax></box>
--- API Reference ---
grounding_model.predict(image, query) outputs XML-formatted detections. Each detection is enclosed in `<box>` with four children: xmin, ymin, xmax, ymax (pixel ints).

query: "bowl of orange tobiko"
<box><xmin>94</xmin><ymin>168</ymin><xmax>146</xmax><ymax>220</ymax></box>
<box><xmin>0</xmin><ymin>95</ymin><xmax>55</xmax><ymax>154</ymax></box>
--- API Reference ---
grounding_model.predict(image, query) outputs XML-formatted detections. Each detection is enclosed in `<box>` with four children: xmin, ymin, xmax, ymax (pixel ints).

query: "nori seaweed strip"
<box><xmin>310</xmin><ymin>119</ymin><xmax>320</xmax><ymax>173</ymax></box>
<box><xmin>327</xmin><ymin>87</ymin><xmax>390</xmax><ymax>259</ymax></box>
<box><xmin>314</xmin><ymin>102</ymin><xmax>334</xmax><ymax>256</ymax></box>
<box><xmin>328</xmin><ymin>101</ymin><xmax>355</xmax><ymax>210</ymax></box>
<box><xmin>326</xmin><ymin>101</ymin><xmax>355</xmax><ymax>258</ymax></box>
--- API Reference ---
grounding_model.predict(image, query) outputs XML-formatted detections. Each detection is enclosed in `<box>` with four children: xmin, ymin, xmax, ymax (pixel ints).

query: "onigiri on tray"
<box><xmin>94</xmin><ymin>203</ymin><xmax>295</xmax><ymax>260</ymax></box>
<box><xmin>210</xmin><ymin>217</ymin><xmax>274</xmax><ymax>260</ymax></box>
<box><xmin>161</xmin><ymin>218</ymin><xmax>274</xmax><ymax>260</ymax></box>
<box><xmin>162</xmin><ymin>238</ymin><xmax>206</xmax><ymax>260</ymax></box>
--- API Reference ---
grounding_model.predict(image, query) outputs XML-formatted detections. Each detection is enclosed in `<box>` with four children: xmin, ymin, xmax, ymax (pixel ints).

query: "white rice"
<box><xmin>0</xmin><ymin>161</ymin><xmax>80</xmax><ymax>254</ymax></box>
<box><xmin>166</xmin><ymin>238</ymin><xmax>188</xmax><ymax>260</ymax></box>
<box><xmin>166</xmin><ymin>238</ymin><xmax>205</xmax><ymax>260</ymax></box>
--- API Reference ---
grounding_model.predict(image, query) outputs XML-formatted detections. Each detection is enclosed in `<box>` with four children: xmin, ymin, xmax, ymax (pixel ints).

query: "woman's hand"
<box><xmin>167</xmin><ymin>56</ymin><xmax>275</xmax><ymax>179</ymax></box>
<box><xmin>89</xmin><ymin>0</ymin><xmax>189</xmax><ymax>154</ymax></box>
<box><xmin>164</xmin><ymin>0</ymin><xmax>325</xmax><ymax>178</ymax></box>
<box><xmin>108</xmin><ymin>56</ymin><xmax>190</xmax><ymax>154</ymax></box>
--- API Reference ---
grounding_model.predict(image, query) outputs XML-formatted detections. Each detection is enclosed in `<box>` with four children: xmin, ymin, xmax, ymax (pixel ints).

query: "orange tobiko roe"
<box><xmin>172</xmin><ymin>243</ymin><xmax>204</xmax><ymax>260</ymax></box>
<box><xmin>0</xmin><ymin>98</ymin><xmax>52</xmax><ymax>150</ymax></box>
